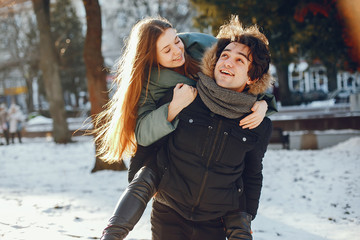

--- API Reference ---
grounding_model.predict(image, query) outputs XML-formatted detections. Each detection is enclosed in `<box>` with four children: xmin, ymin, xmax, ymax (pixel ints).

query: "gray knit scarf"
<box><xmin>196</xmin><ymin>72</ymin><xmax>257</xmax><ymax>119</ymax></box>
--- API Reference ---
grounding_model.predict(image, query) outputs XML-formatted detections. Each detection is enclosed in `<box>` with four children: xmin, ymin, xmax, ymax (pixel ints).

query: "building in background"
<box><xmin>288</xmin><ymin>60</ymin><xmax>359</xmax><ymax>103</ymax></box>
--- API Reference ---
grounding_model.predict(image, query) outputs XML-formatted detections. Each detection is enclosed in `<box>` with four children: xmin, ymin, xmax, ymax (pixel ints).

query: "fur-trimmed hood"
<box><xmin>200</xmin><ymin>43</ymin><xmax>273</xmax><ymax>95</ymax></box>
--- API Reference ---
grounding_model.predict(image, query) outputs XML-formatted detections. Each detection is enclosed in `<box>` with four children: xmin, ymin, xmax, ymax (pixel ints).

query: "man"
<box><xmin>151</xmin><ymin>16</ymin><xmax>273</xmax><ymax>240</ymax></box>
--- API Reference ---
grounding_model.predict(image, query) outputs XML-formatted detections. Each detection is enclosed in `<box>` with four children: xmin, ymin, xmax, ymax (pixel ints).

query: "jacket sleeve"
<box><xmin>178</xmin><ymin>32</ymin><xmax>217</xmax><ymax>62</ymax></box>
<box><xmin>135</xmin><ymin>69</ymin><xmax>194</xmax><ymax>146</ymax></box>
<box><xmin>242</xmin><ymin>119</ymin><xmax>273</xmax><ymax>219</ymax></box>
<box><xmin>257</xmin><ymin>93</ymin><xmax>278</xmax><ymax>116</ymax></box>
<box><xmin>135</xmin><ymin>90</ymin><xmax>179</xmax><ymax>147</ymax></box>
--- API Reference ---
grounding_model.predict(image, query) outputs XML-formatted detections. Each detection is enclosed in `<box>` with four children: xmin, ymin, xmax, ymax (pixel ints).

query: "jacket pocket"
<box><xmin>174</xmin><ymin>113</ymin><xmax>213</xmax><ymax>157</ymax></box>
<box><xmin>218</xmin><ymin>128</ymin><xmax>259</xmax><ymax>167</ymax></box>
<box><xmin>200</xmin><ymin>186</ymin><xmax>236</xmax><ymax>209</ymax></box>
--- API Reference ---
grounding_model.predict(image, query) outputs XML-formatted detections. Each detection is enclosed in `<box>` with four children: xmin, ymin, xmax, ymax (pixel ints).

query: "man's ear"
<box><xmin>247</xmin><ymin>78</ymin><xmax>258</xmax><ymax>85</ymax></box>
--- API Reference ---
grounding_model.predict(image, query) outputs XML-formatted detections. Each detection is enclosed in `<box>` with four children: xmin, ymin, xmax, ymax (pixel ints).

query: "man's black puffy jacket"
<box><xmin>155</xmin><ymin>95</ymin><xmax>272</xmax><ymax>221</ymax></box>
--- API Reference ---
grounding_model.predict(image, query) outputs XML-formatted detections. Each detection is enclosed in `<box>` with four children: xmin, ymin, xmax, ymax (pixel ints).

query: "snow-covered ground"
<box><xmin>0</xmin><ymin>136</ymin><xmax>359</xmax><ymax>240</ymax></box>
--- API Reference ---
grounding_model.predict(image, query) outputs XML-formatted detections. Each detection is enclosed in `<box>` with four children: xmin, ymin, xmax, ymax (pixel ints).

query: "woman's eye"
<box><xmin>165</xmin><ymin>48</ymin><xmax>170</xmax><ymax>53</ymax></box>
<box><xmin>237</xmin><ymin>59</ymin><xmax>244</xmax><ymax>63</ymax></box>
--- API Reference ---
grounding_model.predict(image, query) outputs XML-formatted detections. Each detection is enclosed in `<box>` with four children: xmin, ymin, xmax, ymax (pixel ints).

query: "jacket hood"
<box><xmin>200</xmin><ymin>43</ymin><xmax>273</xmax><ymax>95</ymax></box>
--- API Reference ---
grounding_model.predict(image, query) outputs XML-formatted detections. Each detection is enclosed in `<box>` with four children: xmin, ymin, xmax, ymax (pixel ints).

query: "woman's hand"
<box><xmin>167</xmin><ymin>83</ymin><xmax>197</xmax><ymax>122</ymax></box>
<box><xmin>239</xmin><ymin>100</ymin><xmax>268</xmax><ymax>129</ymax></box>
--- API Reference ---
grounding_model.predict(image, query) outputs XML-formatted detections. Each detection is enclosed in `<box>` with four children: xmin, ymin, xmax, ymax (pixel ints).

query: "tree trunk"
<box><xmin>275</xmin><ymin>62</ymin><xmax>293</xmax><ymax>106</ymax></box>
<box><xmin>82</xmin><ymin>0</ymin><xmax>126</xmax><ymax>172</ymax></box>
<box><xmin>32</xmin><ymin>0</ymin><xmax>71</xmax><ymax>143</ymax></box>
<box><xmin>72</xmin><ymin>77</ymin><xmax>80</xmax><ymax>108</ymax></box>
<box><xmin>25</xmin><ymin>77</ymin><xmax>34</xmax><ymax>113</ymax></box>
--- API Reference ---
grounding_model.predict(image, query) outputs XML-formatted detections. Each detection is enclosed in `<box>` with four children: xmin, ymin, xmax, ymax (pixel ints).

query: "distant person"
<box><xmin>0</xmin><ymin>103</ymin><xmax>10</xmax><ymax>145</ymax></box>
<box><xmin>8</xmin><ymin>103</ymin><xmax>25</xmax><ymax>144</ymax></box>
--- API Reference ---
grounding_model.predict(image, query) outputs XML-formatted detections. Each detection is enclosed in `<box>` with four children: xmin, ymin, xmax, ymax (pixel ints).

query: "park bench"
<box><xmin>269</xmin><ymin>127</ymin><xmax>290</xmax><ymax>149</ymax></box>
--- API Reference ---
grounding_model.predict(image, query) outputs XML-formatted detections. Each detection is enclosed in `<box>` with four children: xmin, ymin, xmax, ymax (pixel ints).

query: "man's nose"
<box><xmin>224</xmin><ymin>58</ymin><xmax>233</xmax><ymax>68</ymax></box>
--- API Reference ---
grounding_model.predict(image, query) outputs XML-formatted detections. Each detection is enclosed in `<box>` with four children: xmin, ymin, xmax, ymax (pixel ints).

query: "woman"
<box><xmin>95</xmin><ymin>17</ymin><xmax>276</xmax><ymax>240</ymax></box>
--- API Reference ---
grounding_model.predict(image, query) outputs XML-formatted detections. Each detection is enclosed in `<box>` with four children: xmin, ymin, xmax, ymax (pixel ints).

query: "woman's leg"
<box><xmin>128</xmin><ymin>144</ymin><xmax>158</xmax><ymax>183</ymax></box>
<box><xmin>101</xmin><ymin>166</ymin><xmax>160</xmax><ymax>240</ymax></box>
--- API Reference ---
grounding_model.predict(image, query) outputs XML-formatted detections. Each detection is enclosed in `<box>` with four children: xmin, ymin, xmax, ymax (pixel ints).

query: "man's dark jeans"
<box><xmin>151</xmin><ymin>201</ymin><xmax>226</xmax><ymax>240</ymax></box>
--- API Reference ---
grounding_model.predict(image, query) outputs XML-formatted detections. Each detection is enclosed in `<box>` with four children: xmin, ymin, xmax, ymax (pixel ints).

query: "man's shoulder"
<box><xmin>256</xmin><ymin>117</ymin><xmax>273</xmax><ymax>136</ymax></box>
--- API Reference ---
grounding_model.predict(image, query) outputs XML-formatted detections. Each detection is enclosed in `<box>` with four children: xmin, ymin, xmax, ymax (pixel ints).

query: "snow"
<box><xmin>0</xmin><ymin>136</ymin><xmax>359</xmax><ymax>240</ymax></box>
<box><xmin>25</xmin><ymin>116</ymin><xmax>92</xmax><ymax>133</ymax></box>
<box><xmin>26</xmin><ymin>116</ymin><xmax>53</xmax><ymax>125</ymax></box>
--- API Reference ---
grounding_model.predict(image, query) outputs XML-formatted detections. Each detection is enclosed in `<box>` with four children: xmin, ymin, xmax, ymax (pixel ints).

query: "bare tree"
<box><xmin>101</xmin><ymin>0</ymin><xmax>196</xmax><ymax>63</ymax></box>
<box><xmin>32</xmin><ymin>0</ymin><xmax>71</xmax><ymax>143</ymax></box>
<box><xmin>82</xmin><ymin>0</ymin><xmax>126</xmax><ymax>172</ymax></box>
<box><xmin>4</xmin><ymin>10</ymin><xmax>40</xmax><ymax>113</ymax></box>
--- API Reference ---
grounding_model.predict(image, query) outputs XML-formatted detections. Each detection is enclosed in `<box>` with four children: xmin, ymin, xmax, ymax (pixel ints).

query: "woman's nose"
<box><xmin>174</xmin><ymin>45</ymin><xmax>182</xmax><ymax>55</ymax></box>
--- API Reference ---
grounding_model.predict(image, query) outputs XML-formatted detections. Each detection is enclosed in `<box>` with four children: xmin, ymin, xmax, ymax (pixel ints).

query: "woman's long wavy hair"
<box><xmin>93</xmin><ymin>17</ymin><xmax>199</xmax><ymax>163</ymax></box>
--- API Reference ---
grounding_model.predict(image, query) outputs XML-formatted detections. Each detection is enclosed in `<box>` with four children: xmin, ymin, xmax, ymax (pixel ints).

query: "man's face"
<box><xmin>214</xmin><ymin>42</ymin><xmax>252</xmax><ymax>92</ymax></box>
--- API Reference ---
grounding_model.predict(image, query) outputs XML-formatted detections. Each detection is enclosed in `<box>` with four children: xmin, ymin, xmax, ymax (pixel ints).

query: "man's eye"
<box><xmin>165</xmin><ymin>49</ymin><xmax>170</xmax><ymax>53</ymax></box>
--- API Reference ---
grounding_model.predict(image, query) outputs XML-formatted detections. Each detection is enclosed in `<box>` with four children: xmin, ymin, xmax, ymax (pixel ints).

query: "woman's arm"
<box><xmin>136</xmin><ymin>94</ymin><xmax>177</xmax><ymax>147</ymax></box>
<box><xmin>136</xmin><ymin>83</ymin><xmax>197</xmax><ymax>147</ymax></box>
<box><xmin>239</xmin><ymin>100</ymin><xmax>267</xmax><ymax>129</ymax></box>
<box><xmin>239</xmin><ymin>93</ymin><xmax>278</xmax><ymax>129</ymax></box>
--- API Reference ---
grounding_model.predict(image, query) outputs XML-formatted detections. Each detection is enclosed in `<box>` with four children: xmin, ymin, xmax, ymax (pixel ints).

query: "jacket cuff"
<box><xmin>257</xmin><ymin>93</ymin><xmax>278</xmax><ymax>116</ymax></box>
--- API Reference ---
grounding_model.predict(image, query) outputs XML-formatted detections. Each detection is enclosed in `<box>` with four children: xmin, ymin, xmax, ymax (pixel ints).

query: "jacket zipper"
<box><xmin>214</xmin><ymin>131</ymin><xmax>228</xmax><ymax>162</ymax></box>
<box><xmin>191</xmin><ymin>119</ymin><xmax>223</xmax><ymax>216</ymax></box>
<box><xmin>201</xmin><ymin>125</ymin><xmax>213</xmax><ymax>157</ymax></box>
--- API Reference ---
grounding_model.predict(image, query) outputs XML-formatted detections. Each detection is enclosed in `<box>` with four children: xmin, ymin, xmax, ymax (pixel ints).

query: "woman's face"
<box><xmin>156</xmin><ymin>28</ymin><xmax>185</xmax><ymax>68</ymax></box>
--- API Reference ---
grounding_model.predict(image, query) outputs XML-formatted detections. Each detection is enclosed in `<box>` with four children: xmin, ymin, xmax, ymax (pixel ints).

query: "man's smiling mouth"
<box><xmin>220</xmin><ymin>69</ymin><xmax>234</xmax><ymax>76</ymax></box>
